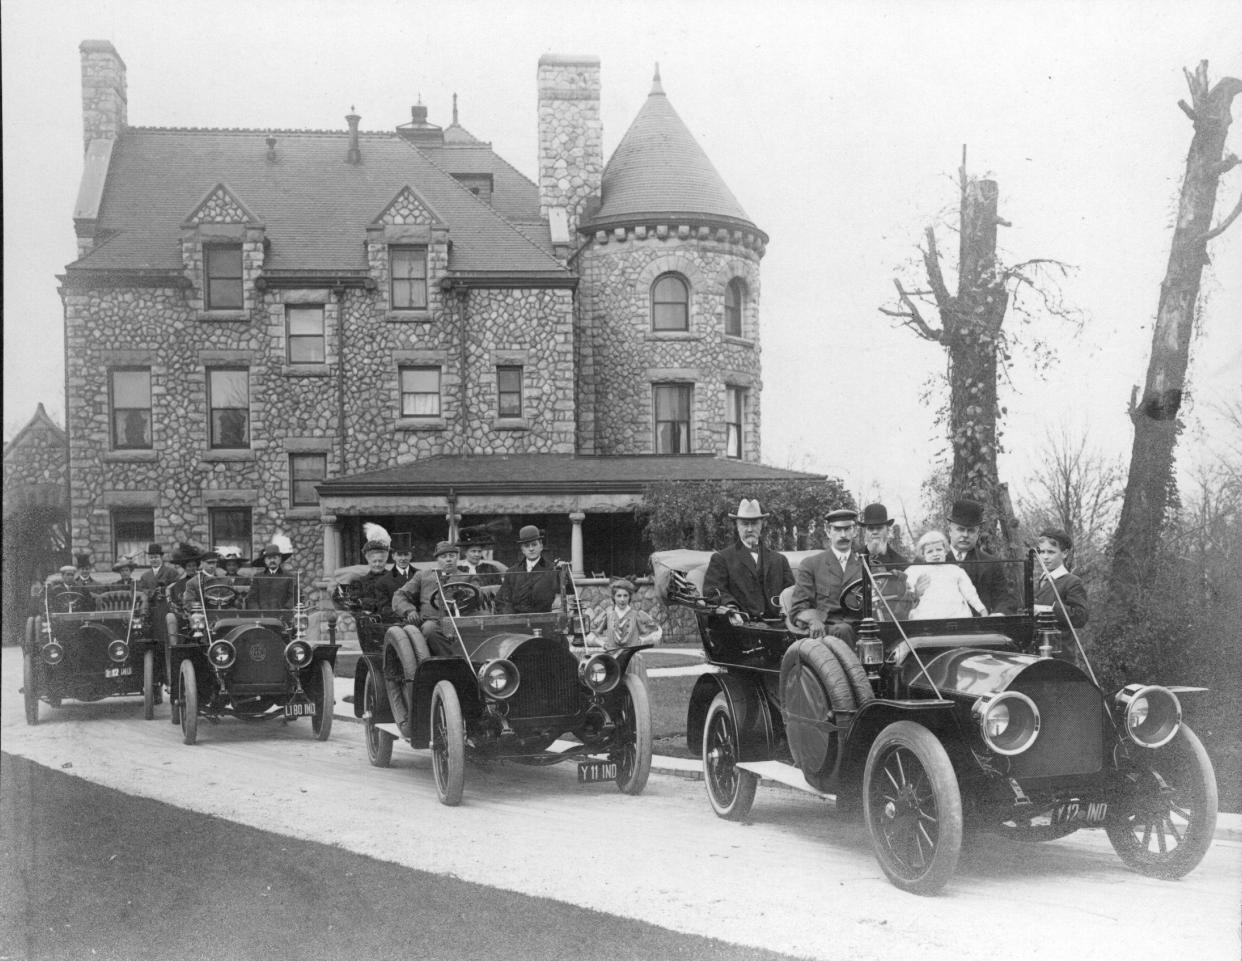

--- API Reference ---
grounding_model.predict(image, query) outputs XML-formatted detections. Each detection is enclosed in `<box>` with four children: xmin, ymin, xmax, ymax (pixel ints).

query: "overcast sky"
<box><xmin>4</xmin><ymin>0</ymin><xmax>1240</xmax><ymax>522</ymax></box>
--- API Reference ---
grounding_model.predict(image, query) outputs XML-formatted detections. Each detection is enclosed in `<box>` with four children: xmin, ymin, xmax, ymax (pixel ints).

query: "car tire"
<box><xmin>23</xmin><ymin>651</ymin><xmax>39</xmax><ymax>727</ymax></box>
<box><xmin>383</xmin><ymin>627</ymin><xmax>418</xmax><ymax>738</ymax></box>
<box><xmin>822</xmin><ymin>635</ymin><xmax>874</xmax><ymax>708</ymax></box>
<box><xmin>401</xmin><ymin>625</ymin><xmax>432</xmax><ymax>663</ymax></box>
<box><xmin>179</xmin><ymin>659</ymin><xmax>199</xmax><ymax>746</ymax></box>
<box><xmin>363</xmin><ymin>669</ymin><xmax>394</xmax><ymax>768</ymax></box>
<box><xmin>780</xmin><ymin>638</ymin><xmax>856</xmax><ymax>780</ymax></box>
<box><xmin>166</xmin><ymin>613</ymin><xmax>181</xmax><ymax>725</ymax></box>
<box><xmin>431</xmin><ymin>680</ymin><xmax>466</xmax><ymax>806</ymax></box>
<box><xmin>143</xmin><ymin>649</ymin><xmax>155</xmax><ymax>721</ymax></box>
<box><xmin>614</xmin><ymin>672</ymin><xmax>653</xmax><ymax>796</ymax></box>
<box><xmin>311</xmin><ymin>659</ymin><xmax>334</xmax><ymax>742</ymax></box>
<box><xmin>1105</xmin><ymin>722</ymin><xmax>1218</xmax><ymax>880</ymax></box>
<box><xmin>863</xmin><ymin>720</ymin><xmax>962</xmax><ymax>895</ymax></box>
<box><xmin>703</xmin><ymin>691</ymin><xmax>759</xmax><ymax>821</ymax></box>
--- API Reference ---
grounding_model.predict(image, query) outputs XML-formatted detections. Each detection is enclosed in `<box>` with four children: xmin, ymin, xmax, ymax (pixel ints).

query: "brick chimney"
<box><xmin>346</xmin><ymin>108</ymin><xmax>361</xmax><ymax>164</ymax></box>
<box><xmin>79</xmin><ymin>40</ymin><xmax>127</xmax><ymax>153</ymax></box>
<box><xmin>537</xmin><ymin>55</ymin><xmax>602</xmax><ymax>237</ymax></box>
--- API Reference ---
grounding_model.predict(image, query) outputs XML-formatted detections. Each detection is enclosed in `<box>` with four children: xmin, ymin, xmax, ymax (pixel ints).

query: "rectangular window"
<box><xmin>390</xmin><ymin>247</ymin><xmax>428</xmax><ymax>310</ymax></box>
<box><xmin>497</xmin><ymin>366</ymin><xmax>523</xmax><ymax>418</ymax></box>
<box><xmin>112</xmin><ymin>508</ymin><xmax>154</xmax><ymax>563</ymax></box>
<box><xmin>208</xmin><ymin>368</ymin><xmax>250</xmax><ymax>449</ymax></box>
<box><xmin>726</xmin><ymin>387</ymin><xmax>746</xmax><ymax>459</ymax></box>
<box><xmin>290</xmin><ymin>453</ymin><xmax>327</xmax><ymax>507</ymax></box>
<box><xmin>287</xmin><ymin>306</ymin><xmax>326</xmax><ymax>364</ymax></box>
<box><xmin>110</xmin><ymin>368</ymin><xmax>152</xmax><ymax>449</ymax></box>
<box><xmin>654</xmin><ymin>384</ymin><xmax>692</xmax><ymax>454</ymax></box>
<box><xmin>204</xmin><ymin>245</ymin><xmax>243</xmax><ymax>310</ymax></box>
<box><xmin>399</xmin><ymin>366</ymin><xmax>441</xmax><ymax>417</ymax></box>
<box><xmin>209</xmin><ymin>507</ymin><xmax>252</xmax><ymax>558</ymax></box>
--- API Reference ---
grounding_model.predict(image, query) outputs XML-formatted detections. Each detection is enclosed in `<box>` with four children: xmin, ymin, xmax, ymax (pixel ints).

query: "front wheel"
<box><xmin>863</xmin><ymin>721</ymin><xmax>962</xmax><ymax>895</ymax></box>
<box><xmin>613</xmin><ymin>673</ymin><xmax>652</xmax><ymax>795</ymax></box>
<box><xmin>363</xmin><ymin>670</ymin><xmax>394</xmax><ymax>768</ymax></box>
<box><xmin>430</xmin><ymin>681</ymin><xmax>465</xmax><ymax>806</ymax></box>
<box><xmin>310</xmin><ymin>660</ymin><xmax>334</xmax><ymax>741</ymax></box>
<box><xmin>142</xmin><ymin>650</ymin><xmax>155</xmax><ymax>720</ymax></box>
<box><xmin>23</xmin><ymin>645</ymin><xmax>39</xmax><ymax>726</ymax></box>
<box><xmin>1105</xmin><ymin>723</ymin><xmax>1217</xmax><ymax>880</ymax></box>
<box><xmin>703</xmin><ymin>691</ymin><xmax>759</xmax><ymax>821</ymax></box>
<box><xmin>179</xmin><ymin>659</ymin><xmax>199</xmax><ymax>746</ymax></box>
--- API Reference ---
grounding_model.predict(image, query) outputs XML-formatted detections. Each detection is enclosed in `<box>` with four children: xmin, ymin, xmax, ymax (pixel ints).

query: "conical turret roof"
<box><xmin>585</xmin><ymin>68</ymin><xmax>758</xmax><ymax>233</ymax></box>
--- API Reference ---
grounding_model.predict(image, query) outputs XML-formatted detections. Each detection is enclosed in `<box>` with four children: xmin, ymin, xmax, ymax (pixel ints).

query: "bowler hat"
<box><xmin>1039</xmin><ymin>528</ymin><xmax>1074</xmax><ymax>552</ymax></box>
<box><xmin>825</xmin><ymin>508</ymin><xmax>858</xmax><ymax>525</ymax></box>
<box><xmin>516</xmin><ymin>525</ymin><xmax>543</xmax><ymax>544</ymax></box>
<box><xmin>860</xmin><ymin>503</ymin><xmax>894</xmax><ymax>527</ymax></box>
<box><xmin>433</xmin><ymin>540</ymin><xmax>458</xmax><ymax>557</ymax></box>
<box><xmin>390</xmin><ymin>532</ymin><xmax>414</xmax><ymax>554</ymax></box>
<box><xmin>728</xmin><ymin>499</ymin><xmax>769</xmax><ymax>520</ymax></box>
<box><xmin>146</xmin><ymin>543</ymin><xmax>164</xmax><ymax>555</ymax></box>
<box><xmin>948</xmin><ymin>499</ymin><xmax>985</xmax><ymax>527</ymax></box>
<box><xmin>74</xmin><ymin>553</ymin><xmax>93</xmax><ymax>568</ymax></box>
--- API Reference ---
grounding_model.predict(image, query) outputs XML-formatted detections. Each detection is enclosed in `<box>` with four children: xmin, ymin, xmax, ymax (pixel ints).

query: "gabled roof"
<box><xmin>586</xmin><ymin>70</ymin><xmax>758</xmax><ymax>233</ymax></box>
<box><xmin>318</xmin><ymin>454</ymin><xmax>823</xmax><ymax>497</ymax></box>
<box><xmin>68</xmin><ymin>128</ymin><xmax>568</xmax><ymax>278</ymax></box>
<box><xmin>3</xmin><ymin>403</ymin><xmax>66</xmax><ymax>460</ymax></box>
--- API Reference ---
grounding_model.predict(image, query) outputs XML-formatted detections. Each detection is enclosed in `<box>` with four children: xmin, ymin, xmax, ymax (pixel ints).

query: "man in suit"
<box><xmin>246</xmin><ymin>540</ymin><xmax>297</xmax><ymax>610</ymax></box>
<box><xmin>385</xmin><ymin>533</ymin><xmax>417</xmax><ymax>594</ymax></box>
<box><xmin>1034</xmin><ymin>528</ymin><xmax>1089</xmax><ymax>629</ymax></box>
<box><xmin>392</xmin><ymin>541</ymin><xmax>461</xmax><ymax>655</ymax></box>
<box><xmin>137</xmin><ymin>543</ymin><xmax>180</xmax><ymax>598</ymax></box>
<box><xmin>495</xmin><ymin>526</ymin><xmax>562</xmax><ymax>615</ymax></box>
<box><xmin>703</xmin><ymin>499</ymin><xmax>794</xmax><ymax>621</ymax></box>
<box><xmin>791</xmin><ymin>507</ymin><xmax>863</xmax><ymax>644</ymax></box>
<box><xmin>858</xmin><ymin>503</ymin><xmax>908</xmax><ymax>569</ymax></box>
<box><xmin>946</xmin><ymin>499</ymin><xmax>1017</xmax><ymax>615</ymax></box>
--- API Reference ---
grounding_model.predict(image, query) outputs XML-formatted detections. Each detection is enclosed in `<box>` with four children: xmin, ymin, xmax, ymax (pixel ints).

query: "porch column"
<box><xmin>445</xmin><ymin>511</ymin><xmax>462</xmax><ymax>546</ymax></box>
<box><xmin>569</xmin><ymin>511</ymin><xmax>586</xmax><ymax>576</ymax></box>
<box><xmin>321</xmin><ymin>514</ymin><xmax>342</xmax><ymax>576</ymax></box>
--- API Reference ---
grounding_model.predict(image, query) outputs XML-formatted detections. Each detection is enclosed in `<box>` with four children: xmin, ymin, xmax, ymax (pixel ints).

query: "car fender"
<box><xmin>352</xmin><ymin>652</ymin><xmax>383</xmax><ymax>717</ymax></box>
<box><xmin>837</xmin><ymin>698</ymin><xmax>959</xmax><ymax>787</ymax></box>
<box><xmin>687</xmin><ymin>671</ymin><xmax>775</xmax><ymax>763</ymax></box>
<box><xmin>409</xmin><ymin>659</ymin><xmax>479</xmax><ymax>745</ymax></box>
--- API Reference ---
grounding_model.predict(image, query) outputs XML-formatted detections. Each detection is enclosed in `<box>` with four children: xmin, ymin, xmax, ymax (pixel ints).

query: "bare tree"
<box><xmin>882</xmin><ymin>150</ymin><xmax>1077</xmax><ymax>553</ymax></box>
<box><xmin>1111</xmin><ymin>62</ymin><xmax>1242</xmax><ymax>591</ymax></box>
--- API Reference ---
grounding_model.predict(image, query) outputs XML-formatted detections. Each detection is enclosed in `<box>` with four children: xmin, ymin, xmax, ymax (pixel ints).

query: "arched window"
<box><xmin>651</xmin><ymin>274</ymin><xmax>689</xmax><ymax>332</ymax></box>
<box><xmin>724</xmin><ymin>279</ymin><xmax>744</xmax><ymax>337</ymax></box>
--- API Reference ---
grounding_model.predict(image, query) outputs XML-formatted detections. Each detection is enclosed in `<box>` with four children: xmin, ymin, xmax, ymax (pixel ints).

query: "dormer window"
<box><xmin>390</xmin><ymin>246</ymin><xmax>428</xmax><ymax>311</ymax></box>
<box><xmin>204</xmin><ymin>245</ymin><xmax>243</xmax><ymax>310</ymax></box>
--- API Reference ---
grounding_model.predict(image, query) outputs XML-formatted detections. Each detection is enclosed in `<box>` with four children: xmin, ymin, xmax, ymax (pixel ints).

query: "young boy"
<box><xmin>1033</xmin><ymin>528</ymin><xmax>1089</xmax><ymax>629</ymax></box>
<box><xmin>904</xmin><ymin>531</ymin><xmax>988</xmax><ymax>619</ymax></box>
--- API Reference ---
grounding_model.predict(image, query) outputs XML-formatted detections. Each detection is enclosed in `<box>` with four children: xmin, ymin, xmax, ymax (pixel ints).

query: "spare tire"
<box><xmin>822</xmin><ymin>635</ymin><xmax>875</xmax><ymax>709</ymax></box>
<box><xmin>780</xmin><ymin>638</ymin><xmax>856</xmax><ymax>781</ymax></box>
<box><xmin>383</xmin><ymin>627</ymin><xmax>418</xmax><ymax>736</ymax></box>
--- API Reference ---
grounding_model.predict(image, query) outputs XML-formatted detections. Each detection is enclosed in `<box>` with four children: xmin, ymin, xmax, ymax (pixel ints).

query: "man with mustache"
<box><xmin>703</xmin><ymin>499</ymin><xmax>793</xmax><ymax>621</ymax></box>
<box><xmin>791</xmin><ymin>507</ymin><xmax>864</xmax><ymax>645</ymax></box>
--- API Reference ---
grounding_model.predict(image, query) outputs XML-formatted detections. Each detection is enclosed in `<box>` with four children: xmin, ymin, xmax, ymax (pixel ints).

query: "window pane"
<box><xmin>210</xmin><ymin>508</ymin><xmax>252</xmax><ymax>555</ymax></box>
<box><xmin>400</xmin><ymin>367</ymin><xmax>441</xmax><ymax>417</ymax></box>
<box><xmin>210</xmin><ymin>369</ymin><xmax>249</xmax><ymax>407</ymax></box>
<box><xmin>287</xmin><ymin>307</ymin><xmax>323</xmax><ymax>335</ymax></box>
<box><xmin>725</xmin><ymin>280</ymin><xmax>743</xmax><ymax>337</ymax></box>
<box><xmin>290</xmin><ymin>454</ymin><xmax>326</xmax><ymax>506</ymax></box>
<box><xmin>113</xmin><ymin>411</ymin><xmax>152</xmax><ymax>448</ymax></box>
<box><xmin>113</xmin><ymin>509</ymin><xmax>154</xmax><ymax>562</ymax></box>
<box><xmin>391</xmin><ymin>247</ymin><xmax>428</xmax><ymax>309</ymax></box>
<box><xmin>205</xmin><ymin>246</ymin><xmax>243</xmax><ymax>310</ymax></box>
<box><xmin>211</xmin><ymin>410</ymin><xmax>250</xmax><ymax>447</ymax></box>
<box><xmin>111</xmin><ymin>369</ymin><xmax>152</xmax><ymax>449</ymax></box>
<box><xmin>209</xmin><ymin>369</ymin><xmax>249</xmax><ymax>448</ymax></box>
<box><xmin>652</xmin><ymin>274</ymin><xmax>689</xmax><ymax>331</ymax></box>
<box><xmin>498</xmin><ymin>366</ymin><xmax>522</xmax><ymax>418</ymax></box>
<box><xmin>112</xmin><ymin>370</ymin><xmax>150</xmax><ymax>407</ymax></box>
<box><xmin>654</xmin><ymin>384</ymin><xmax>691</xmax><ymax>454</ymax></box>
<box><xmin>289</xmin><ymin>338</ymin><xmax>325</xmax><ymax>364</ymax></box>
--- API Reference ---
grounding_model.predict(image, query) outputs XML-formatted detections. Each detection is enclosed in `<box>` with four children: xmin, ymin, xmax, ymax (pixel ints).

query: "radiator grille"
<box><xmin>230</xmin><ymin>628</ymin><xmax>289</xmax><ymax>689</ymax></box>
<box><xmin>1008</xmin><ymin>677</ymin><xmax>1104</xmax><ymax>779</ymax></box>
<box><xmin>507</xmin><ymin>649</ymin><xmax>580</xmax><ymax>719</ymax></box>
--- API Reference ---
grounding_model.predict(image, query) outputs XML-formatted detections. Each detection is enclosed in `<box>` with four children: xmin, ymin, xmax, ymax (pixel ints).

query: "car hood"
<box><xmin>902</xmin><ymin>645</ymin><xmax>1092</xmax><ymax>699</ymax></box>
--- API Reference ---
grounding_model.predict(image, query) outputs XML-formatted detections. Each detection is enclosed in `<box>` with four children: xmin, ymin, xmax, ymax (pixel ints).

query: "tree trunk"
<box><xmin>1112</xmin><ymin>64</ymin><xmax>1242</xmax><ymax>591</ymax></box>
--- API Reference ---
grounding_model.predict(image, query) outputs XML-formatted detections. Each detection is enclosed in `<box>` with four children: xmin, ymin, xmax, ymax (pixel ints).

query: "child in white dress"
<box><xmin>904</xmin><ymin>531</ymin><xmax>988</xmax><ymax>619</ymax></box>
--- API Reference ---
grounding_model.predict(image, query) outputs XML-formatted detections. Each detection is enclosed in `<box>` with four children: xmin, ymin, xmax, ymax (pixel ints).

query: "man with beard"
<box><xmin>703</xmin><ymin>499</ymin><xmax>793</xmax><ymax>621</ymax></box>
<box><xmin>791</xmin><ymin>507</ymin><xmax>864</xmax><ymax>644</ymax></box>
<box><xmin>857</xmin><ymin>503</ymin><xmax>908</xmax><ymax>569</ymax></box>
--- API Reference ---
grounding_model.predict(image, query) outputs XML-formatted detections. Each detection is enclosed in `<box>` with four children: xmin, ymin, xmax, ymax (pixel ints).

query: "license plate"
<box><xmin>104</xmin><ymin>666</ymin><xmax>133</xmax><ymax>678</ymax></box>
<box><xmin>284</xmin><ymin>701</ymin><xmax>316</xmax><ymax>718</ymax></box>
<box><xmin>1051</xmin><ymin>801</ymin><xmax>1108</xmax><ymax>825</ymax></box>
<box><xmin>577</xmin><ymin>760</ymin><xmax>617</xmax><ymax>784</ymax></box>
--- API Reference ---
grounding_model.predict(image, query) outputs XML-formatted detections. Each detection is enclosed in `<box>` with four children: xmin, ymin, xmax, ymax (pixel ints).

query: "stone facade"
<box><xmin>537</xmin><ymin>56</ymin><xmax>603</xmax><ymax>236</ymax></box>
<box><xmin>79</xmin><ymin>40</ymin><xmax>127</xmax><ymax>150</ymax></box>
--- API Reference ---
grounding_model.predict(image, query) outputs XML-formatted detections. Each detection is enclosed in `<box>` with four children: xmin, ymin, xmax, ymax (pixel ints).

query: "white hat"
<box><xmin>728</xmin><ymin>498</ymin><xmax>769</xmax><ymax>520</ymax></box>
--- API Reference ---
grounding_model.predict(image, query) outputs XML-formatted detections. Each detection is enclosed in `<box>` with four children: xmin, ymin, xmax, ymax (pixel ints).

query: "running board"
<box><xmin>376</xmin><ymin>722</ymin><xmax>403</xmax><ymax>738</ymax></box>
<box><xmin>736</xmin><ymin>761</ymin><xmax>835</xmax><ymax>800</ymax></box>
<box><xmin>373</xmin><ymin>726</ymin><xmax>582</xmax><ymax>755</ymax></box>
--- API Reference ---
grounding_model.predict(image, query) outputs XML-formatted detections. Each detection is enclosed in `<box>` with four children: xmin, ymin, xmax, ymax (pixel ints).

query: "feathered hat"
<box><xmin>253</xmin><ymin>532</ymin><xmax>294</xmax><ymax>565</ymax></box>
<box><xmin>362</xmin><ymin>522</ymin><xmax>392</xmax><ymax>557</ymax></box>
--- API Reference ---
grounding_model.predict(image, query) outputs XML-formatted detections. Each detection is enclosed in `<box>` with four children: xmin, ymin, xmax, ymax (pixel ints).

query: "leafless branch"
<box><xmin>1178</xmin><ymin>99</ymin><xmax>1199</xmax><ymax>123</ymax></box>
<box><xmin>888</xmin><ymin>279</ymin><xmax>942</xmax><ymax>341</ymax></box>
<box><xmin>922</xmin><ymin>228</ymin><xmax>953</xmax><ymax>308</ymax></box>
<box><xmin>1209</xmin><ymin>154</ymin><xmax>1240</xmax><ymax>177</ymax></box>
<box><xmin>1198</xmin><ymin>190</ymin><xmax>1242</xmax><ymax>242</ymax></box>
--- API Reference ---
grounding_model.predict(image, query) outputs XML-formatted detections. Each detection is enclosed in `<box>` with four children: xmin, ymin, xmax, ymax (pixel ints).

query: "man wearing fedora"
<box><xmin>791</xmin><ymin>507</ymin><xmax>864</xmax><ymax>644</ymax></box>
<box><xmin>858</xmin><ymin>503</ymin><xmax>908</xmax><ymax>569</ymax></box>
<box><xmin>946</xmin><ymin>499</ymin><xmax>1016</xmax><ymax>615</ymax></box>
<box><xmin>495</xmin><ymin>525</ymin><xmax>561</xmax><ymax>615</ymax></box>
<box><xmin>392</xmin><ymin>541</ymin><xmax>461</xmax><ymax>655</ymax></box>
<box><xmin>703</xmin><ymin>499</ymin><xmax>794</xmax><ymax>621</ymax></box>
<box><xmin>245</xmin><ymin>538</ymin><xmax>297</xmax><ymax>610</ymax></box>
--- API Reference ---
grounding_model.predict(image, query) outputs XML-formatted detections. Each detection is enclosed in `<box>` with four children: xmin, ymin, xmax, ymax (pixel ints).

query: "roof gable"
<box><xmin>182</xmin><ymin>182</ymin><xmax>262</xmax><ymax>227</ymax></box>
<box><xmin>372</xmin><ymin>184</ymin><xmax>447</xmax><ymax>227</ymax></box>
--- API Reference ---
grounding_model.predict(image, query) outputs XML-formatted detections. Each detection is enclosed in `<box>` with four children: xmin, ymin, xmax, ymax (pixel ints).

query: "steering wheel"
<box><xmin>840</xmin><ymin>571</ymin><xmax>907</xmax><ymax>616</ymax></box>
<box><xmin>53</xmin><ymin>590</ymin><xmax>89</xmax><ymax>611</ymax></box>
<box><xmin>200</xmin><ymin>583</ymin><xmax>240</xmax><ymax>609</ymax></box>
<box><xmin>430</xmin><ymin>580</ymin><xmax>483</xmax><ymax>615</ymax></box>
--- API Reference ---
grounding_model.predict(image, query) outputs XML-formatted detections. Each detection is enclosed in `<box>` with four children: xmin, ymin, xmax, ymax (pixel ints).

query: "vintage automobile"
<box><xmin>23</xmin><ymin>573</ymin><xmax>160</xmax><ymax>724</ymax></box>
<box><xmin>164</xmin><ymin>574</ymin><xmax>339</xmax><ymax>745</ymax></box>
<box><xmin>653</xmin><ymin>547</ymin><xmax>1219</xmax><ymax>895</ymax></box>
<box><xmin>346</xmin><ymin>565</ymin><xmax>652</xmax><ymax>805</ymax></box>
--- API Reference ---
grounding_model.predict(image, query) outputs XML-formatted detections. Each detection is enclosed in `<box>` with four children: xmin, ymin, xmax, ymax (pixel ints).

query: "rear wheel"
<box><xmin>310</xmin><ymin>659</ymin><xmax>334</xmax><ymax>741</ymax></box>
<box><xmin>363</xmin><ymin>670</ymin><xmax>394</xmax><ymax>767</ymax></box>
<box><xmin>382</xmin><ymin>628</ymin><xmax>418</xmax><ymax>737</ymax></box>
<box><xmin>1105</xmin><ymin>723</ymin><xmax>1217</xmax><ymax>879</ymax></box>
<box><xmin>613</xmin><ymin>673</ymin><xmax>652</xmax><ymax>795</ymax></box>
<box><xmin>863</xmin><ymin>721</ymin><xmax>962</xmax><ymax>895</ymax></box>
<box><xmin>431</xmin><ymin>681</ymin><xmax>465</xmax><ymax>806</ymax></box>
<box><xmin>703</xmin><ymin>692</ymin><xmax>759</xmax><ymax>821</ymax></box>
<box><xmin>166</xmin><ymin>614</ymin><xmax>181</xmax><ymax>725</ymax></box>
<box><xmin>179</xmin><ymin>660</ymin><xmax>199</xmax><ymax>746</ymax></box>
<box><xmin>142</xmin><ymin>650</ymin><xmax>155</xmax><ymax>720</ymax></box>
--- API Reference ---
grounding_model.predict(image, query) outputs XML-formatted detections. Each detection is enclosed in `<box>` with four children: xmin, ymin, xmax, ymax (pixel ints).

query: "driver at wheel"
<box><xmin>391</xmin><ymin>541</ymin><xmax>460</xmax><ymax>656</ymax></box>
<box><xmin>702</xmin><ymin>499</ymin><xmax>793</xmax><ymax>621</ymax></box>
<box><xmin>790</xmin><ymin>508</ymin><xmax>863</xmax><ymax>645</ymax></box>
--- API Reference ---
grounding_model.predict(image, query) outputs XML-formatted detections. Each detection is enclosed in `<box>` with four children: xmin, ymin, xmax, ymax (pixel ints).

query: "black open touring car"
<box><xmin>654</xmin><ymin>548</ymin><xmax>1218</xmax><ymax>895</ymax></box>
<box><xmin>344</xmin><ymin>566</ymin><xmax>652</xmax><ymax>805</ymax></box>
<box><xmin>164</xmin><ymin>575</ymin><xmax>339</xmax><ymax>745</ymax></box>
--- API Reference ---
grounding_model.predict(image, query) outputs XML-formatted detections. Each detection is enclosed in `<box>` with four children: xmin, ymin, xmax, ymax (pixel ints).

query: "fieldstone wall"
<box><xmin>3</xmin><ymin>412</ymin><xmax>66</xmax><ymax>496</ymax></box>
<box><xmin>79</xmin><ymin>40</ymin><xmax>127</xmax><ymax>151</ymax></box>
<box><xmin>537</xmin><ymin>56</ymin><xmax>603</xmax><ymax>235</ymax></box>
<box><xmin>577</xmin><ymin>230</ymin><xmax>763</xmax><ymax>459</ymax></box>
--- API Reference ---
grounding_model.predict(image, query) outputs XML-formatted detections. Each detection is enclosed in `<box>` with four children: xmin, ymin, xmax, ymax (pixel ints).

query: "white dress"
<box><xmin>904</xmin><ymin>563</ymin><xmax>986</xmax><ymax>619</ymax></box>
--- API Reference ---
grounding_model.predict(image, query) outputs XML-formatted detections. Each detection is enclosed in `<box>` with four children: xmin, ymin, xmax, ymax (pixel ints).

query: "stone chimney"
<box><xmin>346</xmin><ymin>109</ymin><xmax>361</xmax><ymax>164</ymax></box>
<box><xmin>537</xmin><ymin>55</ymin><xmax>602</xmax><ymax>236</ymax></box>
<box><xmin>79</xmin><ymin>40</ymin><xmax>127</xmax><ymax>153</ymax></box>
